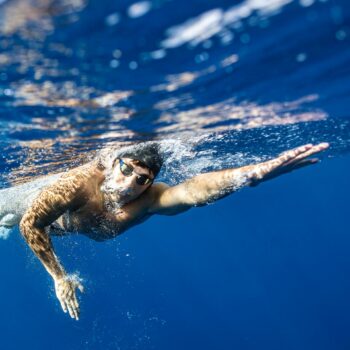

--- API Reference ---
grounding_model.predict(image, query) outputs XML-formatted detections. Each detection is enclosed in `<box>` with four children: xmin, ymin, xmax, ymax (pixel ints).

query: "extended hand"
<box><xmin>54</xmin><ymin>274</ymin><xmax>84</xmax><ymax>320</ymax></box>
<box><xmin>250</xmin><ymin>143</ymin><xmax>329</xmax><ymax>185</ymax></box>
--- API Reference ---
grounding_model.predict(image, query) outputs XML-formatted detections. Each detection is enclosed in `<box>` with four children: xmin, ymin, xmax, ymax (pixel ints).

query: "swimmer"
<box><xmin>0</xmin><ymin>141</ymin><xmax>329</xmax><ymax>320</ymax></box>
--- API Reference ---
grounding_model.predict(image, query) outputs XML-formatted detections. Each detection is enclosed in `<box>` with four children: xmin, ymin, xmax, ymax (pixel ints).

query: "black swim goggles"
<box><xmin>118</xmin><ymin>158</ymin><xmax>153</xmax><ymax>186</ymax></box>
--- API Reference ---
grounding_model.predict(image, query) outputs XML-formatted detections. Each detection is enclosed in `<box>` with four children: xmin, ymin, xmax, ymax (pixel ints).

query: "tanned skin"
<box><xmin>19</xmin><ymin>142</ymin><xmax>329</xmax><ymax>320</ymax></box>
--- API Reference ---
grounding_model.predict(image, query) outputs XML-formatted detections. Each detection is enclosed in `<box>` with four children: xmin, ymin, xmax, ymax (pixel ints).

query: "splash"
<box><xmin>0</xmin><ymin>173</ymin><xmax>62</xmax><ymax>238</ymax></box>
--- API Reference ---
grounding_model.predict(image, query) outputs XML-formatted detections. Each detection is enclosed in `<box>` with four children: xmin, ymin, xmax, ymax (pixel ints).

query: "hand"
<box><xmin>54</xmin><ymin>274</ymin><xmax>84</xmax><ymax>320</ymax></box>
<box><xmin>250</xmin><ymin>142</ymin><xmax>329</xmax><ymax>186</ymax></box>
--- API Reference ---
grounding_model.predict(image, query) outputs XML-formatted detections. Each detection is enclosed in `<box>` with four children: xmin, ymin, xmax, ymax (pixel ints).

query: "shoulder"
<box><xmin>34</xmin><ymin>163</ymin><xmax>101</xmax><ymax>207</ymax></box>
<box><xmin>150</xmin><ymin>182</ymin><xmax>170</xmax><ymax>192</ymax></box>
<box><xmin>51</xmin><ymin>162</ymin><xmax>102</xmax><ymax>191</ymax></box>
<box><xmin>60</xmin><ymin>161</ymin><xmax>101</xmax><ymax>181</ymax></box>
<box><xmin>120</xmin><ymin>182</ymin><xmax>170</xmax><ymax>214</ymax></box>
<box><xmin>144</xmin><ymin>182</ymin><xmax>170</xmax><ymax>201</ymax></box>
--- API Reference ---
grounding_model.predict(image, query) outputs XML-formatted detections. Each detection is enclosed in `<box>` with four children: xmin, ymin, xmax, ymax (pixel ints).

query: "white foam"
<box><xmin>0</xmin><ymin>226</ymin><xmax>11</xmax><ymax>240</ymax></box>
<box><xmin>0</xmin><ymin>213</ymin><xmax>17</xmax><ymax>226</ymax></box>
<box><xmin>161</xmin><ymin>0</ymin><xmax>294</xmax><ymax>48</ymax></box>
<box><xmin>0</xmin><ymin>173</ymin><xmax>62</xmax><ymax>237</ymax></box>
<box><xmin>162</xmin><ymin>9</ymin><xmax>223</xmax><ymax>48</ymax></box>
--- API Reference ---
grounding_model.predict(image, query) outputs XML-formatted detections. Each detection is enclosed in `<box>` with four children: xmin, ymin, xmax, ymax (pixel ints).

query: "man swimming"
<box><xmin>0</xmin><ymin>141</ymin><xmax>329</xmax><ymax>320</ymax></box>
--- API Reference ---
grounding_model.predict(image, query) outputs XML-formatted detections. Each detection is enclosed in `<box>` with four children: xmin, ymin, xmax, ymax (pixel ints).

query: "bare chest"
<box><xmin>51</xmin><ymin>200</ymin><xmax>135</xmax><ymax>240</ymax></box>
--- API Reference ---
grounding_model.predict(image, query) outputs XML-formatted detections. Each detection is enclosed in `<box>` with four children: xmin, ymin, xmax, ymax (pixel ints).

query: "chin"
<box><xmin>114</xmin><ymin>188</ymin><xmax>142</xmax><ymax>204</ymax></box>
<box><xmin>123</xmin><ymin>192</ymin><xmax>140</xmax><ymax>202</ymax></box>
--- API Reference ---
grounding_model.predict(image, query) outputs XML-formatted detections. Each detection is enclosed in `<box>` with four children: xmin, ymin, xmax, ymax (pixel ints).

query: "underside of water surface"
<box><xmin>0</xmin><ymin>0</ymin><xmax>349</xmax><ymax>186</ymax></box>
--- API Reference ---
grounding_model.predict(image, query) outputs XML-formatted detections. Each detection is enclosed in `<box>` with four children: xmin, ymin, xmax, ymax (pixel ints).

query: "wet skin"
<box><xmin>19</xmin><ymin>143</ymin><xmax>329</xmax><ymax>320</ymax></box>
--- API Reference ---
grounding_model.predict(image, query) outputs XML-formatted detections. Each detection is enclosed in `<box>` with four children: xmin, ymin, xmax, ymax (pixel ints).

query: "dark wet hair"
<box><xmin>117</xmin><ymin>142</ymin><xmax>163</xmax><ymax>177</ymax></box>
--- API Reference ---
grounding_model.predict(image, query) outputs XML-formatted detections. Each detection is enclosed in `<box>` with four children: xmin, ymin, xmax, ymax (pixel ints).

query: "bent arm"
<box><xmin>19</xmin><ymin>171</ymin><xmax>89</xmax><ymax>320</ymax></box>
<box><xmin>19</xmin><ymin>173</ymin><xmax>87</xmax><ymax>280</ymax></box>
<box><xmin>20</xmin><ymin>216</ymin><xmax>65</xmax><ymax>279</ymax></box>
<box><xmin>149</xmin><ymin>143</ymin><xmax>329</xmax><ymax>215</ymax></box>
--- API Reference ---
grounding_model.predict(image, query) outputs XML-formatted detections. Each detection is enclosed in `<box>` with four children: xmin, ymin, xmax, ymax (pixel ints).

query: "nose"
<box><xmin>125</xmin><ymin>175</ymin><xmax>137</xmax><ymax>186</ymax></box>
<box><xmin>118</xmin><ymin>170</ymin><xmax>137</xmax><ymax>187</ymax></box>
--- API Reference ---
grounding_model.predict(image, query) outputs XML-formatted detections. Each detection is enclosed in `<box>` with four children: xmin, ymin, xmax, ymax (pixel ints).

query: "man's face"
<box><xmin>110</xmin><ymin>157</ymin><xmax>154</xmax><ymax>200</ymax></box>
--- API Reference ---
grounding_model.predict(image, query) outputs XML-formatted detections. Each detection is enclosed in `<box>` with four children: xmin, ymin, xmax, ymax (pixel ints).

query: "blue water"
<box><xmin>1</xmin><ymin>0</ymin><xmax>350</xmax><ymax>348</ymax></box>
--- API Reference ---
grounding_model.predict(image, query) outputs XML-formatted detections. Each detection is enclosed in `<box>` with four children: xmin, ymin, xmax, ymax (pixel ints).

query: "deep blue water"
<box><xmin>0</xmin><ymin>0</ymin><xmax>350</xmax><ymax>349</ymax></box>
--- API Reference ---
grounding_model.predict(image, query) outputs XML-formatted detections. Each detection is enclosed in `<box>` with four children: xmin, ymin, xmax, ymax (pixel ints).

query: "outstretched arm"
<box><xmin>19</xmin><ymin>171</ymin><xmax>88</xmax><ymax>320</ymax></box>
<box><xmin>149</xmin><ymin>143</ymin><xmax>329</xmax><ymax>215</ymax></box>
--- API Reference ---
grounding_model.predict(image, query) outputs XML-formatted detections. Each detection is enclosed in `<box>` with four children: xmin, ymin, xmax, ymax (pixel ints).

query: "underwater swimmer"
<box><xmin>2</xmin><ymin>141</ymin><xmax>329</xmax><ymax>320</ymax></box>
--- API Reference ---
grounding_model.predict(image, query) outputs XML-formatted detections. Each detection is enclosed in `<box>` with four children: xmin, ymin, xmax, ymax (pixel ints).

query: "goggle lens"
<box><xmin>119</xmin><ymin>159</ymin><xmax>153</xmax><ymax>186</ymax></box>
<box><xmin>120</xmin><ymin>161</ymin><xmax>133</xmax><ymax>176</ymax></box>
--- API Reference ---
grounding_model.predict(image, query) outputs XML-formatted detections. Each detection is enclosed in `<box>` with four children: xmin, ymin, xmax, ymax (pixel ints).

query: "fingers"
<box><xmin>71</xmin><ymin>293</ymin><xmax>80</xmax><ymax>319</ymax></box>
<box><xmin>68</xmin><ymin>289</ymin><xmax>80</xmax><ymax>320</ymax></box>
<box><xmin>280</xmin><ymin>142</ymin><xmax>329</xmax><ymax>166</ymax></box>
<box><xmin>77</xmin><ymin>282</ymin><xmax>85</xmax><ymax>293</ymax></box>
<box><xmin>65</xmin><ymin>294</ymin><xmax>80</xmax><ymax>320</ymax></box>
<box><xmin>287</xmin><ymin>143</ymin><xmax>328</xmax><ymax>164</ymax></box>
<box><xmin>279</xmin><ymin>144</ymin><xmax>313</xmax><ymax>162</ymax></box>
<box><xmin>58</xmin><ymin>293</ymin><xmax>80</xmax><ymax>320</ymax></box>
<box><xmin>58</xmin><ymin>295</ymin><xmax>68</xmax><ymax>314</ymax></box>
<box><xmin>67</xmin><ymin>302</ymin><xmax>75</xmax><ymax>320</ymax></box>
<box><xmin>290</xmin><ymin>158</ymin><xmax>319</xmax><ymax>171</ymax></box>
<box><xmin>55</xmin><ymin>279</ymin><xmax>83</xmax><ymax>321</ymax></box>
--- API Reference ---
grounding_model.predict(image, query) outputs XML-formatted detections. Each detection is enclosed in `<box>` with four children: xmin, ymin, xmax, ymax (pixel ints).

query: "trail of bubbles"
<box><xmin>156</xmin><ymin>118</ymin><xmax>349</xmax><ymax>184</ymax></box>
<box><xmin>2</xmin><ymin>117</ymin><xmax>349</xmax><ymax>188</ymax></box>
<box><xmin>96</xmin><ymin>117</ymin><xmax>349</xmax><ymax>187</ymax></box>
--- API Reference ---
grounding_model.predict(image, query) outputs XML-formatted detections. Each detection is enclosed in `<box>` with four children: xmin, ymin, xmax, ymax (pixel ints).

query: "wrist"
<box><xmin>51</xmin><ymin>270</ymin><xmax>67</xmax><ymax>281</ymax></box>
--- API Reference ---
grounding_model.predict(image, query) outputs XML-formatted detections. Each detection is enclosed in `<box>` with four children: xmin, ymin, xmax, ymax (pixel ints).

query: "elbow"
<box><xmin>181</xmin><ymin>181</ymin><xmax>203</xmax><ymax>206</ymax></box>
<box><xmin>183</xmin><ymin>196</ymin><xmax>208</xmax><ymax>208</ymax></box>
<box><xmin>19</xmin><ymin>217</ymin><xmax>29</xmax><ymax>239</ymax></box>
<box><xmin>183</xmin><ymin>187</ymin><xmax>216</xmax><ymax>207</ymax></box>
<box><xmin>19</xmin><ymin>214</ymin><xmax>36</xmax><ymax>239</ymax></box>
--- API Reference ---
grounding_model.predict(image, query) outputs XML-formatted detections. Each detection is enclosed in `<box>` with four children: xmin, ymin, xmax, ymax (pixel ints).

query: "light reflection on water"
<box><xmin>0</xmin><ymin>0</ymin><xmax>349</xmax><ymax>187</ymax></box>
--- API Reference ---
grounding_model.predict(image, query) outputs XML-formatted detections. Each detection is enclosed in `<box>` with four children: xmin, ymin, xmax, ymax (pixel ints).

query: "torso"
<box><xmin>46</xmin><ymin>161</ymin><xmax>157</xmax><ymax>241</ymax></box>
<box><xmin>48</xmin><ymin>181</ymin><xmax>149</xmax><ymax>241</ymax></box>
<box><xmin>49</xmin><ymin>193</ymin><xmax>121</xmax><ymax>240</ymax></box>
